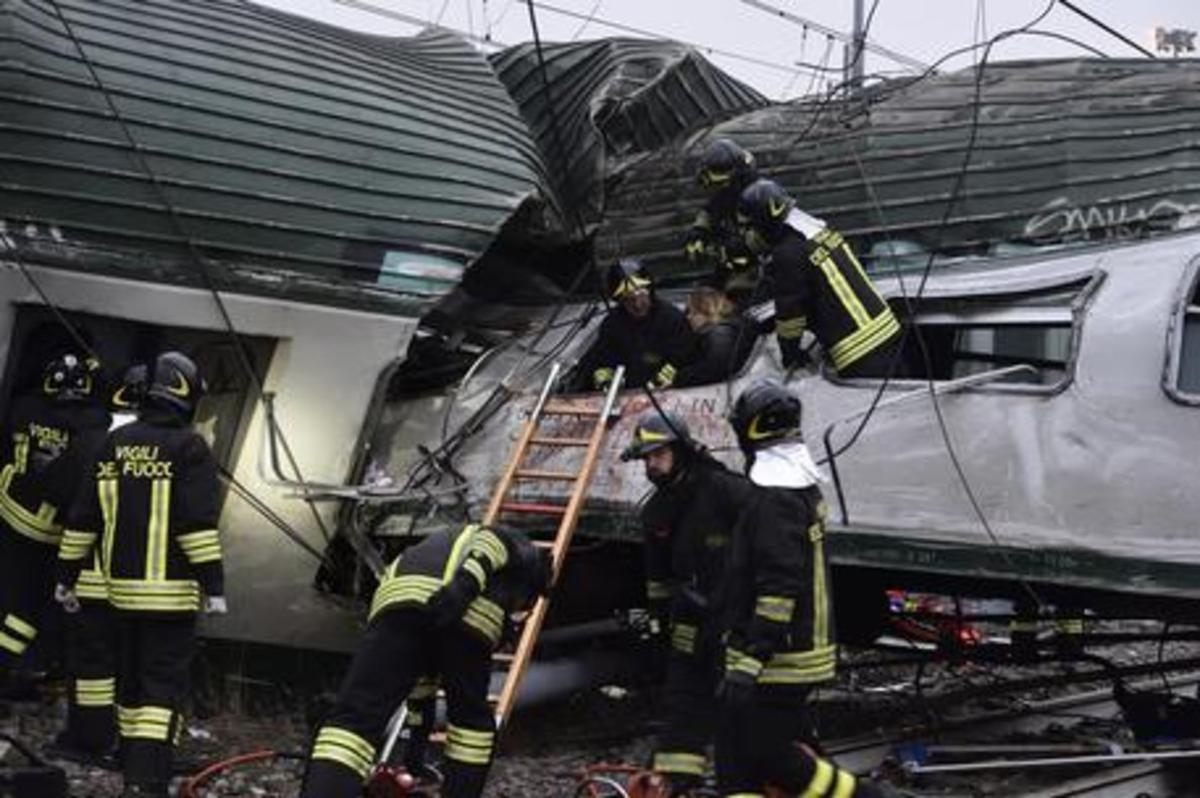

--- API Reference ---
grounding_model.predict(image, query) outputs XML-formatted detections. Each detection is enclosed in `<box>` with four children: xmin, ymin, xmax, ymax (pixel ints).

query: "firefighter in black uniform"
<box><xmin>574</xmin><ymin>259</ymin><xmax>700</xmax><ymax>391</ymax></box>
<box><xmin>55</xmin><ymin>351</ymin><xmax>225</xmax><ymax>798</ymax></box>
<box><xmin>737</xmin><ymin>179</ymin><xmax>900</xmax><ymax>378</ymax></box>
<box><xmin>622</xmin><ymin>411</ymin><xmax>754</xmax><ymax>795</ymax></box>
<box><xmin>684</xmin><ymin>139</ymin><xmax>761</xmax><ymax>304</ymax></box>
<box><xmin>0</xmin><ymin>353</ymin><xmax>108</xmax><ymax>678</ymax></box>
<box><xmin>52</xmin><ymin>364</ymin><xmax>149</xmax><ymax>761</ymax></box>
<box><xmin>716</xmin><ymin>380</ymin><xmax>895</xmax><ymax>798</ymax></box>
<box><xmin>300</xmin><ymin>523</ymin><xmax>553</xmax><ymax>798</ymax></box>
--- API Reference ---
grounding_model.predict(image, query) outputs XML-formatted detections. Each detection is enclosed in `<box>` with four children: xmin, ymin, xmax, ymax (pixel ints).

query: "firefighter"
<box><xmin>737</xmin><ymin>179</ymin><xmax>901</xmax><ymax>378</ymax></box>
<box><xmin>300</xmin><ymin>523</ymin><xmax>553</xmax><ymax>798</ymax></box>
<box><xmin>717</xmin><ymin>380</ymin><xmax>897</xmax><ymax>798</ymax></box>
<box><xmin>574</xmin><ymin>258</ymin><xmax>699</xmax><ymax>391</ymax></box>
<box><xmin>621</xmin><ymin>410</ymin><xmax>754</xmax><ymax>795</ymax></box>
<box><xmin>0</xmin><ymin>352</ymin><xmax>108</xmax><ymax>682</ymax></box>
<box><xmin>51</xmin><ymin>364</ymin><xmax>149</xmax><ymax>761</ymax></box>
<box><xmin>55</xmin><ymin>351</ymin><xmax>225</xmax><ymax>798</ymax></box>
<box><xmin>684</xmin><ymin>138</ymin><xmax>761</xmax><ymax>304</ymax></box>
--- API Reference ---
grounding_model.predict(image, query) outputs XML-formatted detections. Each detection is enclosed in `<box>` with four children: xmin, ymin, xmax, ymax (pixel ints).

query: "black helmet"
<box><xmin>146</xmin><ymin>351</ymin><xmax>206</xmax><ymax>418</ymax></box>
<box><xmin>42</xmin><ymin>353</ymin><xmax>101</xmax><ymax>402</ymax></box>
<box><xmin>111</xmin><ymin>364</ymin><xmax>148</xmax><ymax>412</ymax></box>
<box><xmin>606</xmin><ymin>257</ymin><xmax>653</xmax><ymax>300</ymax></box>
<box><xmin>696</xmin><ymin>138</ymin><xmax>758</xmax><ymax>193</ymax></box>
<box><xmin>621</xmin><ymin>410</ymin><xmax>693</xmax><ymax>461</ymax></box>
<box><xmin>730</xmin><ymin>379</ymin><xmax>802</xmax><ymax>453</ymax></box>
<box><xmin>736</xmin><ymin>178</ymin><xmax>795</xmax><ymax>250</ymax></box>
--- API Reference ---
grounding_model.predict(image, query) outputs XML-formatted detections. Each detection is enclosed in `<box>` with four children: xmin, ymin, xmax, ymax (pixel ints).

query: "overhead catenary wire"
<box><xmin>46</xmin><ymin>1</ymin><xmax>333</xmax><ymax>549</ymax></box>
<box><xmin>1056</xmin><ymin>0</ymin><xmax>1155</xmax><ymax>59</ymax></box>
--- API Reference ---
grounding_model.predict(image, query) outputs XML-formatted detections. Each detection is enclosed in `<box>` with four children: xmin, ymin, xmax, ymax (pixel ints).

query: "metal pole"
<box><xmin>850</xmin><ymin>0</ymin><xmax>865</xmax><ymax>93</ymax></box>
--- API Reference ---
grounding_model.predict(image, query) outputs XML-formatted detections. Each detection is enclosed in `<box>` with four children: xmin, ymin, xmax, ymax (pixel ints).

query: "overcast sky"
<box><xmin>255</xmin><ymin>0</ymin><xmax>1198</xmax><ymax>98</ymax></box>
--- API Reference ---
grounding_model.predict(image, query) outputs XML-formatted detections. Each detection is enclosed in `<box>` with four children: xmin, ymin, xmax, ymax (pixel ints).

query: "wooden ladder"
<box><xmin>482</xmin><ymin>362</ymin><xmax>625</xmax><ymax>728</ymax></box>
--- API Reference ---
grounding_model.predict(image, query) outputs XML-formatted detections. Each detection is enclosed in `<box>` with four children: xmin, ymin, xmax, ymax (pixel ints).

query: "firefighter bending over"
<box><xmin>0</xmin><ymin>353</ymin><xmax>108</xmax><ymax>684</ymax></box>
<box><xmin>622</xmin><ymin>411</ymin><xmax>754</xmax><ymax>795</ymax></box>
<box><xmin>56</xmin><ymin>351</ymin><xmax>226</xmax><ymax>798</ymax></box>
<box><xmin>737</xmin><ymin>179</ymin><xmax>900</xmax><ymax>377</ymax></box>
<box><xmin>574</xmin><ymin>258</ymin><xmax>699</xmax><ymax>391</ymax></box>
<box><xmin>684</xmin><ymin>138</ymin><xmax>761</xmax><ymax>304</ymax></box>
<box><xmin>717</xmin><ymin>380</ymin><xmax>896</xmax><ymax>798</ymax></box>
<box><xmin>300</xmin><ymin>524</ymin><xmax>553</xmax><ymax>798</ymax></box>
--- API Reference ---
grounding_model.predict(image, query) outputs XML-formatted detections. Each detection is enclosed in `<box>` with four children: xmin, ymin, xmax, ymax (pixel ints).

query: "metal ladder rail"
<box><xmin>485</xmin><ymin>365</ymin><xmax>625</xmax><ymax>728</ymax></box>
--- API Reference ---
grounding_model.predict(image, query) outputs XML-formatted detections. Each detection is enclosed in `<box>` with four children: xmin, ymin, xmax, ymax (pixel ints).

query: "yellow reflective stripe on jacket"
<box><xmin>445</xmin><ymin>724</ymin><xmax>494</xmax><ymax>765</ymax></box>
<box><xmin>99</xmin><ymin>477</ymin><xmax>118</xmax><ymax>577</ymax></box>
<box><xmin>646</xmin><ymin>580</ymin><xmax>670</xmax><ymax>601</ymax></box>
<box><xmin>653</xmin><ymin>751</ymin><xmax>706</xmax><ymax>776</ymax></box>
<box><xmin>311</xmin><ymin>725</ymin><xmax>377</xmax><ymax>778</ymax></box>
<box><xmin>442</xmin><ymin>524</ymin><xmax>478</xmax><ymax>582</ymax></box>
<box><xmin>5</xmin><ymin>614</ymin><xmax>36</xmax><ymax>640</ymax></box>
<box><xmin>670</xmin><ymin>623</ymin><xmax>697</xmax><ymax>655</ymax></box>
<box><xmin>368</xmin><ymin>574</ymin><xmax>441</xmax><ymax>621</ymax></box>
<box><xmin>799</xmin><ymin>758</ymin><xmax>856</xmax><ymax>798</ymax></box>
<box><xmin>472</xmin><ymin>528</ymin><xmax>508</xmax><ymax>570</ymax></box>
<box><xmin>775</xmin><ymin>316</ymin><xmax>808</xmax><ymax>339</ymax></box>
<box><xmin>107</xmin><ymin>578</ymin><xmax>199</xmax><ymax>612</ymax></box>
<box><xmin>12</xmin><ymin>433</ymin><xmax>29</xmax><ymax>475</ymax></box>
<box><xmin>755</xmin><ymin>596</ymin><xmax>796</xmax><ymax>624</ymax></box>
<box><xmin>829</xmin><ymin>309</ymin><xmax>900</xmax><ymax>371</ymax></box>
<box><xmin>812</xmin><ymin>247</ymin><xmax>871</xmax><ymax>328</ymax></box>
<box><xmin>725</xmin><ymin>647</ymin><xmax>763</xmax><ymax>678</ymax></box>
<box><xmin>146</xmin><ymin>478</ymin><xmax>170</xmax><ymax>581</ymax></box>
<box><xmin>0</xmin><ymin>613</ymin><xmax>36</xmax><ymax>655</ymax></box>
<box><xmin>176</xmin><ymin>529</ymin><xmax>222</xmax><ymax>564</ymax></box>
<box><xmin>0</xmin><ymin>465</ymin><xmax>62</xmax><ymax>544</ymax></box>
<box><xmin>463</xmin><ymin>596</ymin><xmax>505</xmax><ymax>645</ymax></box>
<box><xmin>58</xmin><ymin>529</ymin><xmax>97</xmax><ymax>561</ymax></box>
<box><xmin>463</xmin><ymin>558</ymin><xmax>487</xmax><ymax>588</ymax></box>
<box><xmin>117</xmin><ymin>705</ymin><xmax>174</xmax><ymax>741</ymax></box>
<box><xmin>759</xmin><ymin>645</ymin><xmax>838</xmax><ymax>684</ymax></box>
<box><xmin>811</xmin><ymin>524</ymin><xmax>830</xmax><ymax>649</ymax></box>
<box><xmin>75</xmin><ymin>677</ymin><xmax>115</xmax><ymax>707</ymax></box>
<box><xmin>76</xmin><ymin>566</ymin><xmax>109</xmax><ymax>601</ymax></box>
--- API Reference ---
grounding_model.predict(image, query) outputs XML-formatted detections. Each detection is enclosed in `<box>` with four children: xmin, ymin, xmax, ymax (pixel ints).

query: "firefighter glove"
<box><xmin>650</xmin><ymin>362</ymin><xmax>677</xmax><ymax>389</ymax></box>
<box><xmin>204</xmin><ymin>595</ymin><xmax>228</xmax><ymax>615</ymax></box>
<box><xmin>427</xmin><ymin>576</ymin><xmax>477</xmax><ymax>628</ymax></box>
<box><xmin>54</xmin><ymin>584</ymin><xmax>80</xmax><ymax>614</ymax></box>
<box><xmin>715</xmin><ymin>669</ymin><xmax>757</xmax><ymax>708</ymax></box>
<box><xmin>683</xmin><ymin>228</ymin><xmax>710</xmax><ymax>262</ymax></box>
<box><xmin>593</xmin><ymin>367</ymin><xmax>615</xmax><ymax>390</ymax></box>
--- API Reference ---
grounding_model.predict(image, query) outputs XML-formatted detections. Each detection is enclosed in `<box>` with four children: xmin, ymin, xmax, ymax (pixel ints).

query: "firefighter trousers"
<box><xmin>0</xmin><ymin>531</ymin><xmax>56</xmax><ymax>668</ymax></box>
<box><xmin>116</xmin><ymin>613</ymin><xmax>196</xmax><ymax>795</ymax></box>
<box><xmin>652</xmin><ymin>644</ymin><xmax>720</xmax><ymax>788</ymax></box>
<box><xmin>301</xmin><ymin>608</ymin><xmax>495</xmax><ymax>798</ymax></box>
<box><xmin>62</xmin><ymin>600</ymin><xmax>117</xmax><ymax>753</ymax></box>
<box><xmin>715</xmin><ymin>684</ymin><xmax>885</xmax><ymax>798</ymax></box>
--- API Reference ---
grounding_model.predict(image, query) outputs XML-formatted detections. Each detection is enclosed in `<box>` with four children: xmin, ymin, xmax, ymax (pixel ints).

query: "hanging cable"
<box><xmin>570</xmin><ymin>0</ymin><xmax>604</xmax><ymax>41</ymax></box>
<box><xmin>1057</xmin><ymin>0</ymin><xmax>1155</xmax><ymax>59</ymax></box>
<box><xmin>46</xmin><ymin>0</ymin><xmax>335</xmax><ymax>547</ymax></box>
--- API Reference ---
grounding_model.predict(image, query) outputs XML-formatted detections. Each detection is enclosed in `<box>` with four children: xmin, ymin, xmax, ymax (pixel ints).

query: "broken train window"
<box><xmin>874</xmin><ymin>281</ymin><xmax>1088</xmax><ymax>388</ymax></box>
<box><xmin>1174</xmin><ymin>269</ymin><xmax>1200</xmax><ymax>398</ymax></box>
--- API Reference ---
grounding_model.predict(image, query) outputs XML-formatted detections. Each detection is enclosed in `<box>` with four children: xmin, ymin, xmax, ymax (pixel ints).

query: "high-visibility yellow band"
<box><xmin>76</xmin><ymin>678</ymin><xmax>116</xmax><ymax>707</ymax></box>
<box><xmin>5</xmin><ymin>614</ymin><xmax>37</xmax><ymax>640</ymax></box>
<box><xmin>58</xmin><ymin>529</ymin><xmax>98</xmax><ymax>561</ymax></box>
<box><xmin>646</xmin><ymin>581</ymin><xmax>671</xmax><ymax>600</ymax></box>
<box><xmin>177</xmin><ymin>529</ymin><xmax>222</xmax><ymax>564</ymax></box>
<box><xmin>725</xmin><ymin>648</ymin><xmax>763</xmax><ymax>678</ymax></box>
<box><xmin>0</xmin><ymin>631</ymin><xmax>27</xmax><ymax>655</ymax></box>
<box><xmin>671</xmin><ymin>623</ymin><xmax>697</xmax><ymax>655</ymax></box>
<box><xmin>653</xmin><ymin>751</ymin><xmax>706</xmax><ymax>776</ymax></box>
<box><xmin>445</xmin><ymin>724</ymin><xmax>494</xmax><ymax>765</ymax></box>
<box><xmin>829</xmin><ymin>310</ymin><xmax>900</xmax><ymax>372</ymax></box>
<box><xmin>775</xmin><ymin>316</ymin><xmax>808</xmax><ymax>339</ymax></box>
<box><xmin>755</xmin><ymin>596</ymin><xmax>795</xmax><ymax>623</ymax></box>
<box><xmin>312</xmin><ymin>725</ymin><xmax>376</xmax><ymax>778</ymax></box>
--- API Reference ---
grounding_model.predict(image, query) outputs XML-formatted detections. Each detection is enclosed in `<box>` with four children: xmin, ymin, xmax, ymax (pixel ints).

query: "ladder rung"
<box><xmin>513</xmin><ymin>469</ymin><xmax>580</xmax><ymax>482</ymax></box>
<box><xmin>531</xmin><ymin>540</ymin><xmax>554</xmax><ymax>549</ymax></box>
<box><xmin>493</xmin><ymin>652</ymin><xmax>515</xmax><ymax>662</ymax></box>
<box><xmin>529</xmin><ymin>436</ymin><xmax>592</xmax><ymax>447</ymax></box>
<box><xmin>487</xmin><ymin>693</ymin><xmax>501</xmax><ymax>704</ymax></box>
<box><xmin>541</xmin><ymin>399</ymin><xmax>603</xmax><ymax>417</ymax></box>
<box><xmin>499</xmin><ymin>501</ymin><xmax>568</xmax><ymax>516</ymax></box>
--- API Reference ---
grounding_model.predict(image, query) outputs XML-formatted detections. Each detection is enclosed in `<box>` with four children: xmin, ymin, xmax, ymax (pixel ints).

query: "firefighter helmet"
<box><xmin>606</xmin><ymin>258</ymin><xmax>653</xmax><ymax>300</ymax></box>
<box><xmin>730</xmin><ymin>379</ymin><xmax>802</xmax><ymax>453</ymax></box>
<box><xmin>42</xmin><ymin>352</ymin><xmax>100</xmax><ymax>402</ymax></box>
<box><xmin>621</xmin><ymin>410</ymin><xmax>693</xmax><ymax>461</ymax></box>
<box><xmin>736</xmin><ymin>178</ymin><xmax>795</xmax><ymax>250</ymax></box>
<box><xmin>696</xmin><ymin>138</ymin><xmax>758</xmax><ymax>192</ymax></box>
<box><xmin>111</xmin><ymin>364</ymin><xmax>148</xmax><ymax>412</ymax></box>
<box><xmin>146</xmin><ymin>351</ymin><xmax>206</xmax><ymax>418</ymax></box>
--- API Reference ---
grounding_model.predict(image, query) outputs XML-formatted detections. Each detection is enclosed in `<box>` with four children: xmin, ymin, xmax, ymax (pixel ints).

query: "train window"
<box><xmin>1177</xmin><ymin>279</ymin><xmax>1200</xmax><ymax>396</ymax></box>
<box><xmin>865</xmin><ymin>285</ymin><xmax>1083</xmax><ymax>388</ymax></box>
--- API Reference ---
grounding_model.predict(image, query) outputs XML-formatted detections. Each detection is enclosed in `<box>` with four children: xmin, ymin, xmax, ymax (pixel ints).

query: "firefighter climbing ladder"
<box><xmin>483</xmin><ymin>362</ymin><xmax>625</xmax><ymax>728</ymax></box>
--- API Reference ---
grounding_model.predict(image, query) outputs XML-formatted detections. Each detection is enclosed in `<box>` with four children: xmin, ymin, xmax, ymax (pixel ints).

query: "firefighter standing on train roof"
<box><xmin>622</xmin><ymin>410</ymin><xmax>755</xmax><ymax>796</ymax></box>
<box><xmin>737</xmin><ymin>178</ymin><xmax>901</xmax><ymax>377</ymax></box>
<box><xmin>300</xmin><ymin>524</ymin><xmax>553</xmax><ymax>798</ymax></box>
<box><xmin>574</xmin><ymin>258</ymin><xmax>700</xmax><ymax>391</ymax></box>
<box><xmin>51</xmin><ymin>363</ymin><xmax>149</xmax><ymax>763</ymax></box>
<box><xmin>0</xmin><ymin>352</ymin><xmax>109</xmax><ymax>689</ymax></box>
<box><xmin>717</xmin><ymin>380</ymin><xmax>899</xmax><ymax>798</ymax></box>
<box><xmin>685</xmin><ymin>138</ymin><xmax>762</xmax><ymax>304</ymax></box>
<box><xmin>55</xmin><ymin>351</ymin><xmax>226</xmax><ymax>798</ymax></box>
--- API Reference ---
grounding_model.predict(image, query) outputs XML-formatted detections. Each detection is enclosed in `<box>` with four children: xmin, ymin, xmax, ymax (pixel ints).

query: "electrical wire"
<box><xmin>0</xmin><ymin>228</ymin><xmax>99</xmax><ymax>362</ymax></box>
<box><xmin>47</xmin><ymin>1</ymin><xmax>333</xmax><ymax>549</ymax></box>
<box><xmin>1057</xmin><ymin>0</ymin><xmax>1155</xmax><ymax>59</ymax></box>
<box><xmin>570</xmin><ymin>0</ymin><xmax>604</xmax><ymax>41</ymax></box>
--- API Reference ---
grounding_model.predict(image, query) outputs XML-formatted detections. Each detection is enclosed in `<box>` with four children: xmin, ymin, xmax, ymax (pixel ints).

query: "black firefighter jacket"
<box><xmin>369</xmin><ymin>524</ymin><xmax>543</xmax><ymax>649</ymax></box>
<box><xmin>575</xmin><ymin>297</ymin><xmax>700</xmax><ymax>390</ymax></box>
<box><xmin>770</xmin><ymin>224</ymin><xmax>900</xmax><ymax>374</ymax></box>
<box><xmin>718</xmin><ymin>483</ymin><xmax>837</xmax><ymax>686</ymax></box>
<box><xmin>57</xmin><ymin>410</ymin><xmax>224</xmax><ymax>614</ymax></box>
<box><xmin>0</xmin><ymin>395</ymin><xmax>110</xmax><ymax>547</ymax></box>
<box><xmin>642</xmin><ymin>457</ymin><xmax>755</xmax><ymax>656</ymax></box>
<box><xmin>686</xmin><ymin>191</ymin><xmax>759</xmax><ymax>296</ymax></box>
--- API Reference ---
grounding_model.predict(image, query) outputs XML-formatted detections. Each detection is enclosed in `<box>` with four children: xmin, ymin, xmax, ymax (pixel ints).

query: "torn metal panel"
<box><xmin>490</xmin><ymin>37</ymin><xmax>767</xmax><ymax>228</ymax></box>
<box><xmin>597</xmin><ymin>58</ymin><xmax>1200</xmax><ymax>284</ymax></box>
<box><xmin>0</xmin><ymin>0</ymin><xmax>556</xmax><ymax>314</ymax></box>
